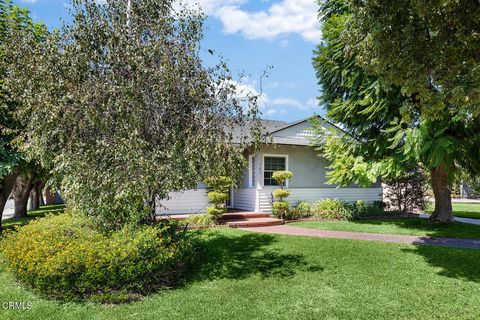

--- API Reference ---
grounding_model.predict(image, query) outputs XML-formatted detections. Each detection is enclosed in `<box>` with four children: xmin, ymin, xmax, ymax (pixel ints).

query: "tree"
<box><xmin>312</xmin><ymin>0</ymin><xmax>480</xmax><ymax>222</ymax></box>
<box><xmin>5</xmin><ymin>0</ymin><xmax>261</xmax><ymax>229</ymax></box>
<box><xmin>0</xmin><ymin>0</ymin><xmax>47</xmax><ymax>229</ymax></box>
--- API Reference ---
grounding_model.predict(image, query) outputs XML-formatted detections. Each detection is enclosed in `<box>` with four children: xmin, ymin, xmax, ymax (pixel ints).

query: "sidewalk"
<box><xmin>240</xmin><ymin>225</ymin><xmax>480</xmax><ymax>250</ymax></box>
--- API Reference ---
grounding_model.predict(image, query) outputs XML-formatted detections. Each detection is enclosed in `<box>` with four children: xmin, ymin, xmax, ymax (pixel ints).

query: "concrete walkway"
<box><xmin>418</xmin><ymin>213</ymin><xmax>480</xmax><ymax>225</ymax></box>
<box><xmin>240</xmin><ymin>225</ymin><xmax>480</xmax><ymax>250</ymax></box>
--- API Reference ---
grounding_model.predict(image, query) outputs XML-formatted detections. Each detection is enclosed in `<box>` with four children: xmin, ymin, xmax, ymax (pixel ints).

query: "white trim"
<box><xmin>248</xmin><ymin>154</ymin><xmax>255</xmax><ymax>188</ymax></box>
<box><xmin>262</xmin><ymin>154</ymin><xmax>289</xmax><ymax>188</ymax></box>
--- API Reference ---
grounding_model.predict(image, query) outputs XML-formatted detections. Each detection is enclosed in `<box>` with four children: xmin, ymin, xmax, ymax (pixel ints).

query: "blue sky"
<box><xmin>15</xmin><ymin>0</ymin><xmax>323</xmax><ymax>122</ymax></box>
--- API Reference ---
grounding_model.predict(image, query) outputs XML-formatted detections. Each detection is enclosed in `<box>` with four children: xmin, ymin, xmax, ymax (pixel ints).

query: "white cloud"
<box><xmin>181</xmin><ymin>0</ymin><xmax>321</xmax><ymax>43</ymax></box>
<box><xmin>272</xmin><ymin>97</ymin><xmax>318</xmax><ymax>110</ymax></box>
<box><xmin>21</xmin><ymin>0</ymin><xmax>38</xmax><ymax>3</ymax></box>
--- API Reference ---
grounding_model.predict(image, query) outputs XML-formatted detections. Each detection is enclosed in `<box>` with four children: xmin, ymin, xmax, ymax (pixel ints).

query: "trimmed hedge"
<box><xmin>0</xmin><ymin>213</ymin><xmax>192</xmax><ymax>302</ymax></box>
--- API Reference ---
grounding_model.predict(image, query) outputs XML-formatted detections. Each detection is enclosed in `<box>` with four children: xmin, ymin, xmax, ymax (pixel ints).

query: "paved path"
<box><xmin>2</xmin><ymin>199</ymin><xmax>14</xmax><ymax>220</ymax></box>
<box><xmin>418</xmin><ymin>213</ymin><xmax>480</xmax><ymax>225</ymax></box>
<box><xmin>240</xmin><ymin>225</ymin><xmax>480</xmax><ymax>250</ymax></box>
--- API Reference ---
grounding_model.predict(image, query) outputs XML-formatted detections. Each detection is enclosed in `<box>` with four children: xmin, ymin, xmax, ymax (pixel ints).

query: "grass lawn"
<box><xmin>1</xmin><ymin>227</ymin><xmax>480</xmax><ymax>319</ymax></box>
<box><xmin>2</xmin><ymin>204</ymin><xmax>65</xmax><ymax>230</ymax></box>
<box><xmin>289</xmin><ymin>218</ymin><xmax>480</xmax><ymax>239</ymax></box>
<box><xmin>452</xmin><ymin>202</ymin><xmax>480</xmax><ymax>219</ymax></box>
<box><xmin>426</xmin><ymin>202</ymin><xmax>480</xmax><ymax>219</ymax></box>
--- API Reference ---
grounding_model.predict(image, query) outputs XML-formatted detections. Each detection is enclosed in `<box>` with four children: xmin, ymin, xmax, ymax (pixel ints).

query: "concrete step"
<box><xmin>227</xmin><ymin>218</ymin><xmax>283</xmax><ymax>228</ymax></box>
<box><xmin>222</xmin><ymin>212</ymin><xmax>271</xmax><ymax>220</ymax></box>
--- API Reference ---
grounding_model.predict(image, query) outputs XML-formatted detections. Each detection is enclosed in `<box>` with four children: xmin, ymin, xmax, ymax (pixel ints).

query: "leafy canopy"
<box><xmin>312</xmin><ymin>0</ymin><xmax>480</xmax><ymax>187</ymax></box>
<box><xmin>5</xmin><ymin>0</ymin><xmax>262</xmax><ymax>228</ymax></box>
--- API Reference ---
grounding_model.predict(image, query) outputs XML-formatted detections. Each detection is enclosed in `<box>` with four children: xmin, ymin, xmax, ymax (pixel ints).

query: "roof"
<box><xmin>232</xmin><ymin>117</ymin><xmax>324</xmax><ymax>146</ymax></box>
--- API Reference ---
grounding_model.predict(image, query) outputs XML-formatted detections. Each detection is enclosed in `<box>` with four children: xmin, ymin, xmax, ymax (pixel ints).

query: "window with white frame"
<box><xmin>263</xmin><ymin>156</ymin><xmax>286</xmax><ymax>186</ymax></box>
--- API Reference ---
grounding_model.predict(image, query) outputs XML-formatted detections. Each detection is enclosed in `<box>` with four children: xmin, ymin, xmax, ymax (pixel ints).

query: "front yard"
<box><xmin>290</xmin><ymin>218</ymin><xmax>480</xmax><ymax>239</ymax></box>
<box><xmin>1</xmin><ymin>227</ymin><xmax>480</xmax><ymax>319</ymax></box>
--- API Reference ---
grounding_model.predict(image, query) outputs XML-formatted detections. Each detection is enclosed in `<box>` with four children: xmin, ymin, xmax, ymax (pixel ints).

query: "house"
<box><xmin>157</xmin><ymin>117</ymin><xmax>383</xmax><ymax>215</ymax></box>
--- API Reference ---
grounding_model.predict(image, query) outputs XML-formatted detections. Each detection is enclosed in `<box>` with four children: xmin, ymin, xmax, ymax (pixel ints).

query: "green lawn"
<box><xmin>1</xmin><ymin>227</ymin><xmax>480</xmax><ymax>319</ymax></box>
<box><xmin>452</xmin><ymin>202</ymin><xmax>480</xmax><ymax>219</ymax></box>
<box><xmin>2</xmin><ymin>204</ymin><xmax>65</xmax><ymax>230</ymax></box>
<box><xmin>426</xmin><ymin>202</ymin><xmax>480</xmax><ymax>219</ymax></box>
<box><xmin>289</xmin><ymin>218</ymin><xmax>480</xmax><ymax>239</ymax></box>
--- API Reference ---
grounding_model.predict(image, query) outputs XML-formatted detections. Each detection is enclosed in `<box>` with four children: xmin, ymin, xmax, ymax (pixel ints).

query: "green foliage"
<box><xmin>312</xmin><ymin>0</ymin><xmax>480</xmax><ymax>221</ymax></box>
<box><xmin>0</xmin><ymin>213</ymin><xmax>192</xmax><ymax>302</ymax></box>
<box><xmin>204</xmin><ymin>176</ymin><xmax>231</xmax><ymax>218</ymax></box>
<box><xmin>282</xmin><ymin>201</ymin><xmax>312</xmax><ymax>220</ymax></box>
<box><xmin>272</xmin><ymin>189</ymin><xmax>290</xmax><ymax>199</ymax></box>
<box><xmin>206</xmin><ymin>207</ymin><xmax>225</xmax><ymax>217</ymax></box>
<box><xmin>5</xmin><ymin>0</ymin><xmax>261</xmax><ymax>228</ymax></box>
<box><xmin>0</xmin><ymin>1</ymin><xmax>47</xmax><ymax>182</ymax></box>
<box><xmin>187</xmin><ymin>213</ymin><xmax>217</xmax><ymax>229</ymax></box>
<box><xmin>353</xmin><ymin>200</ymin><xmax>386</xmax><ymax>218</ymax></box>
<box><xmin>311</xmin><ymin>199</ymin><xmax>356</xmax><ymax>220</ymax></box>
<box><xmin>272</xmin><ymin>171</ymin><xmax>293</xmax><ymax>185</ymax></box>
<box><xmin>204</xmin><ymin>176</ymin><xmax>233</xmax><ymax>194</ymax></box>
<box><xmin>273</xmin><ymin>201</ymin><xmax>289</xmax><ymax>212</ymax></box>
<box><xmin>207</xmin><ymin>191</ymin><xmax>229</xmax><ymax>205</ymax></box>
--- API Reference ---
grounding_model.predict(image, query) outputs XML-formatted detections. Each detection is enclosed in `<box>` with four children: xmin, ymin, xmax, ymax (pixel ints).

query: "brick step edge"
<box><xmin>221</xmin><ymin>213</ymin><xmax>272</xmax><ymax>220</ymax></box>
<box><xmin>227</xmin><ymin>219</ymin><xmax>284</xmax><ymax>228</ymax></box>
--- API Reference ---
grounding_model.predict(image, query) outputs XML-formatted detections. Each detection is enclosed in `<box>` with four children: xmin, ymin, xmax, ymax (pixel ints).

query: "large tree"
<box><xmin>312</xmin><ymin>0</ymin><xmax>480</xmax><ymax>222</ymax></box>
<box><xmin>0</xmin><ymin>1</ymin><xmax>47</xmax><ymax>228</ymax></box>
<box><xmin>5</xmin><ymin>0</ymin><xmax>261</xmax><ymax>228</ymax></box>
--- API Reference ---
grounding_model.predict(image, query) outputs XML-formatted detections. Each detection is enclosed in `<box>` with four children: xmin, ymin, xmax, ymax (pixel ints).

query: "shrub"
<box><xmin>272</xmin><ymin>171</ymin><xmax>293</xmax><ymax>182</ymax></box>
<box><xmin>273</xmin><ymin>201</ymin><xmax>289</xmax><ymax>211</ymax></box>
<box><xmin>207</xmin><ymin>192</ymin><xmax>228</xmax><ymax>204</ymax></box>
<box><xmin>187</xmin><ymin>213</ymin><xmax>216</xmax><ymax>228</ymax></box>
<box><xmin>272</xmin><ymin>189</ymin><xmax>290</xmax><ymax>199</ymax></box>
<box><xmin>284</xmin><ymin>201</ymin><xmax>312</xmax><ymax>220</ymax></box>
<box><xmin>272</xmin><ymin>170</ymin><xmax>293</xmax><ymax>219</ymax></box>
<box><xmin>0</xmin><ymin>213</ymin><xmax>192</xmax><ymax>302</ymax></box>
<box><xmin>312</xmin><ymin>199</ymin><xmax>356</xmax><ymax>220</ymax></box>
<box><xmin>353</xmin><ymin>200</ymin><xmax>385</xmax><ymax>218</ymax></box>
<box><xmin>204</xmin><ymin>176</ymin><xmax>232</xmax><ymax>219</ymax></box>
<box><xmin>204</xmin><ymin>176</ymin><xmax>232</xmax><ymax>194</ymax></box>
<box><xmin>206</xmin><ymin>207</ymin><xmax>225</xmax><ymax>217</ymax></box>
<box><xmin>384</xmin><ymin>168</ymin><xmax>429</xmax><ymax>213</ymax></box>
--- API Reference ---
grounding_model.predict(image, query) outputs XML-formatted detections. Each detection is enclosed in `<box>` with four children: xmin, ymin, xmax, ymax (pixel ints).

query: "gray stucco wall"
<box><xmin>242</xmin><ymin>144</ymin><xmax>381</xmax><ymax>189</ymax></box>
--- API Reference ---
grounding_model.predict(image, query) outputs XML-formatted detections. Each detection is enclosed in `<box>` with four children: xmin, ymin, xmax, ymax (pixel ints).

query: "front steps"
<box><xmin>221</xmin><ymin>212</ymin><xmax>283</xmax><ymax>228</ymax></box>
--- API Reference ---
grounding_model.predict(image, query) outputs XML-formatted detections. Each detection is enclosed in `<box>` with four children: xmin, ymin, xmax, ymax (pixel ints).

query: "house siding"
<box><xmin>157</xmin><ymin>189</ymin><xmax>209</xmax><ymax>214</ymax></box>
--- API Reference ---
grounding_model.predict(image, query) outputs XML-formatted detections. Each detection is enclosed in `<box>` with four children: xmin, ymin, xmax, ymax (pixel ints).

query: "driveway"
<box><xmin>2</xmin><ymin>199</ymin><xmax>14</xmax><ymax>220</ymax></box>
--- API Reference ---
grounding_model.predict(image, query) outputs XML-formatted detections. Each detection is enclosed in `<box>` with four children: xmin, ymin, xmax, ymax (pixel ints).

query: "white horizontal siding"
<box><xmin>234</xmin><ymin>188</ymin><xmax>256</xmax><ymax>211</ymax></box>
<box><xmin>258</xmin><ymin>188</ymin><xmax>383</xmax><ymax>212</ymax></box>
<box><xmin>287</xmin><ymin>188</ymin><xmax>383</xmax><ymax>205</ymax></box>
<box><xmin>157</xmin><ymin>190</ymin><xmax>209</xmax><ymax>215</ymax></box>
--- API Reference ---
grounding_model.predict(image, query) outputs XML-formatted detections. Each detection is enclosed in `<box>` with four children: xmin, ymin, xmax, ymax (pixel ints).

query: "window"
<box><xmin>264</xmin><ymin>156</ymin><xmax>286</xmax><ymax>186</ymax></box>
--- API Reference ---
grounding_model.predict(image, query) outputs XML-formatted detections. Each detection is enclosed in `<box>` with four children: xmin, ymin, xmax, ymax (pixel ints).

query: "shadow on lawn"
<box><xmin>185</xmin><ymin>231</ymin><xmax>323</xmax><ymax>282</ymax></box>
<box><xmin>2</xmin><ymin>204</ymin><xmax>65</xmax><ymax>232</ymax></box>
<box><xmin>403</xmin><ymin>245</ymin><xmax>480</xmax><ymax>283</ymax></box>
<box><xmin>354</xmin><ymin>218</ymin><xmax>480</xmax><ymax>238</ymax></box>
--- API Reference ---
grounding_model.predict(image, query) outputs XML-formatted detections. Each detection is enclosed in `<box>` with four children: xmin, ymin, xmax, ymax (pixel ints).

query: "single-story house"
<box><xmin>157</xmin><ymin>117</ymin><xmax>383</xmax><ymax>215</ymax></box>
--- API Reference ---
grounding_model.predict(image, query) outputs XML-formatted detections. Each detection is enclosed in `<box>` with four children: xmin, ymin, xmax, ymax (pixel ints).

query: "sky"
<box><xmin>14</xmin><ymin>0</ymin><xmax>324</xmax><ymax>122</ymax></box>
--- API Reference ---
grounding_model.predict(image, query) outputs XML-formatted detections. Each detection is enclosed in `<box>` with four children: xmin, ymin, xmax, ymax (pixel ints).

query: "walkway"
<box><xmin>418</xmin><ymin>213</ymin><xmax>480</xmax><ymax>225</ymax></box>
<box><xmin>240</xmin><ymin>225</ymin><xmax>480</xmax><ymax>250</ymax></box>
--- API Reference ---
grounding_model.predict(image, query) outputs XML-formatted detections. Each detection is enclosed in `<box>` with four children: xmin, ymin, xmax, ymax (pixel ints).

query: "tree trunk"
<box><xmin>0</xmin><ymin>173</ymin><xmax>19</xmax><ymax>232</ymax></box>
<box><xmin>12</xmin><ymin>173</ymin><xmax>35</xmax><ymax>219</ymax></box>
<box><xmin>29</xmin><ymin>185</ymin><xmax>40</xmax><ymax>210</ymax></box>
<box><xmin>430</xmin><ymin>164</ymin><xmax>454</xmax><ymax>223</ymax></box>
<box><xmin>29</xmin><ymin>181</ymin><xmax>44</xmax><ymax>210</ymax></box>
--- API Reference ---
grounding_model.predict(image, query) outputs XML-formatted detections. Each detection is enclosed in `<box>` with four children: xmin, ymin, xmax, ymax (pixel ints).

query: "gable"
<box><xmin>269</xmin><ymin>119</ymin><xmax>336</xmax><ymax>145</ymax></box>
